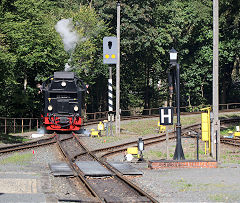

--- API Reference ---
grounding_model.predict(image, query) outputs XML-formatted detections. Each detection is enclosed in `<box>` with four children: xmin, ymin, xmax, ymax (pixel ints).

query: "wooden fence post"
<box><xmin>22</xmin><ymin>119</ymin><xmax>24</xmax><ymax>134</ymax></box>
<box><xmin>14</xmin><ymin>119</ymin><xmax>16</xmax><ymax>133</ymax></box>
<box><xmin>5</xmin><ymin>118</ymin><xmax>7</xmax><ymax>134</ymax></box>
<box><xmin>29</xmin><ymin>119</ymin><xmax>31</xmax><ymax>132</ymax></box>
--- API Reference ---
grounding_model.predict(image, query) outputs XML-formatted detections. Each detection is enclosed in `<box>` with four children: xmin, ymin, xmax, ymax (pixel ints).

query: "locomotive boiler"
<box><xmin>42</xmin><ymin>71</ymin><xmax>86</xmax><ymax>132</ymax></box>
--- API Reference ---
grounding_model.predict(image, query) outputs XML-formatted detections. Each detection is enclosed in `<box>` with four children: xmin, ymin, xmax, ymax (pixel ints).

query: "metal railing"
<box><xmin>1</xmin><ymin>103</ymin><xmax>240</xmax><ymax>135</ymax></box>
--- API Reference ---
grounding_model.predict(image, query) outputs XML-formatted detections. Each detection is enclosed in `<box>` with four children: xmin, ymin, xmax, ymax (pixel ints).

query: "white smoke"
<box><xmin>65</xmin><ymin>59</ymin><xmax>72</xmax><ymax>72</ymax></box>
<box><xmin>55</xmin><ymin>18</ymin><xmax>79</xmax><ymax>53</ymax></box>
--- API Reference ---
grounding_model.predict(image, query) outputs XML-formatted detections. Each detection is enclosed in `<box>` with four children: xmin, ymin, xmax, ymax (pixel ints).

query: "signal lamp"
<box><xmin>169</xmin><ymin>48</ymin><xmax>178</xmax><ymax>65</ymax></box>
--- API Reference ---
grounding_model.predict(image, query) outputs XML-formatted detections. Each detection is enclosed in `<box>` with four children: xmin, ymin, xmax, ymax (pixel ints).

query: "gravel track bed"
<box><xmin>59</xmin><ymin>136</ymin><xmax>95</xmax><ymax>161</ymax></box>
<box><xmin>60</xmin><ymin>137</ymin><xmax>86</xmax><ymax>158</ymax></box>
<box><xmin>80</xmin><ymin>131</ymin><xmax>240</xmax><ymax>202</ymax></box>
<box><xmin>72</xmin><ymin>136</ymin><xmax>148</xmax><ymax>200</ymax></box>
<box><xmin>86</xmin><ymin>176</ymin><xmax>141</xmax><ymax>198</ymax></box>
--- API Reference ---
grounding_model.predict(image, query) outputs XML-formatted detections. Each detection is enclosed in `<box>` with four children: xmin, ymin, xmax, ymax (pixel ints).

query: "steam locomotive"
<box><xmin>42</xmin><ymin>71</ymin><xmax>86</xmax><ymax>132</ymax></box>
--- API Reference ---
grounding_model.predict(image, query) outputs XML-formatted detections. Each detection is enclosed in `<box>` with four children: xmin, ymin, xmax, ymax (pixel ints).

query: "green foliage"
<box><xmin>0</xmin><ymin>0</ymin><xmax>239</xmax><ymax>117</ymax></box>
<box><xmin>0</xmin><ymin>0</ymin><xmax>68</xmax><ymax>117</ymax></box>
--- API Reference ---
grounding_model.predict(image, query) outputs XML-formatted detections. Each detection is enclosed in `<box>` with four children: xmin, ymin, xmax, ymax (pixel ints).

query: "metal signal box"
<box><xmin>103</xmin><ymin>37</ymin><xmax>118</xmax><ymax>64</ymax></box>
<box><xmin>201</xmin><ymin>112</ymin><xmax>210</xmax><ymax>141</ymax></box>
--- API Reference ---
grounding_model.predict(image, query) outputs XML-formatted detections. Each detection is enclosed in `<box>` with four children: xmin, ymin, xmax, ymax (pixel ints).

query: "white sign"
<box><xmin>159</xmin><ymin>107</ymin><xmax>174</xmax><ymax>125</ymax></box>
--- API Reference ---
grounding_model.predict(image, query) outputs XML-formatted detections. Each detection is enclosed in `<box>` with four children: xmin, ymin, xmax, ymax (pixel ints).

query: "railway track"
<box><xmin>221</xmin><ymin>137</ymin><xmax>240</xmax><ymax>147</ymax></box>
<box><xmin>0</xmin><ymin>116</ymin><xmax>240</xmax><ymax>202</ymax></box>
<box><xmin>1</xmin><ymin>116</ymin><xmax>240</xmax><ymax>156</ymax></box>
<box><xmin>56</xmin><ymin>133</ymin><xmax>158</xmax><ymax>203</ymax></box>
<box><xmin>80</xmin><ymin>117</ymin><xmax>240</xmax><ymax>159</ymax></box>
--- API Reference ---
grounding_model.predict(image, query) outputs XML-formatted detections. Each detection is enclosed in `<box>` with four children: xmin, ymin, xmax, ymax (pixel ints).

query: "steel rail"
<box><xmin>88</xmin><ymin>118</ymin><xmax>240</xmax><ymax>159</ymax></box>
<box><xmin>0</xmin><ymin>135</ymin><xmax>75</xmax><ymax>154</ymax></box>
<box><xmin>72</xmin><ymin>123</ymin><xmax>201</xmax><ymax>160</ymax></box>
<box><xmin>73</xmin><ymin>133</ymin><xmax>158</xmax><ymax>203</ymax></box>
<box><xmin>0</xmin><ymin>135</ymin><xmax>57</xmax><ymax>153</ymax></box>
<box><xmin>56</xmin><ymin>134</ymin><xmax>103</xmax><ymax>203</ymax></box>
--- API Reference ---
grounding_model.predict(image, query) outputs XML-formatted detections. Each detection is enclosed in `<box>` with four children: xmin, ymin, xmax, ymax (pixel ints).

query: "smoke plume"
<box><xmin>55</xmin><ymin>19</ymin><xmax>79</xmax><ymax>53</ymax></box>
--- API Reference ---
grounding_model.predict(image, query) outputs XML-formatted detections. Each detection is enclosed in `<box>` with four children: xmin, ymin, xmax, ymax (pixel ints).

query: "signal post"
<box><xmin>103</xmin><ymin>36</ymin><xmax>119</xmax><ymax>136</ymax></box>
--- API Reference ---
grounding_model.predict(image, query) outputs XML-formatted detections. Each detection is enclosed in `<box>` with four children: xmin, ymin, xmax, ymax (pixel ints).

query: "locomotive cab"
<box><xmin>42</xmin><ymin>72</ymin><xmax>86</xmax><ymax>132</ymax></box>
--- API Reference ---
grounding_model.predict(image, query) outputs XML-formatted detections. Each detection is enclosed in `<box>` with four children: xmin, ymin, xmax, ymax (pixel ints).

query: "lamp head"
<box><xmin>170</xmin><ymin>48</ymin><xmax>178</xmax><ymax>65</ymax></box>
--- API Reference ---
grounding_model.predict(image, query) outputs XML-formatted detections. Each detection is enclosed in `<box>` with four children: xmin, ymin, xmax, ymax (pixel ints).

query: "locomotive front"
<box><xmin>42</xmin><ymin>71</ymin><xmax>86</xmax><ymax>132</ymax></box>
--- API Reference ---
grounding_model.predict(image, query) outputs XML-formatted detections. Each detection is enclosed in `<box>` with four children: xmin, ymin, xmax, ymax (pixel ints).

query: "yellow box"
<box><xmin>201</xmin><ymin>113</ymin><xmax>209</xmax><ymax>141</ymax></box>
<box><xmin>127</xmin><ymin>147</ymin><xmax>138</xmax><ymax>155</ymax></box>
<box><xmin>91</xmin><ymin>130</ymin><xmax>99</xmax><ymax>136</ymax></box>
<box><xmin>98</xmin><ymin>122</ymin><xmax>104</xmax><ymax>131</ymax></box>
<box><xmin>160</xmin><ymin>125</ymin><xmax>166</xmax><ymax>132</ymax></box>
<box><xmin>234</xmin><ymin>132</ymin><xmax>240</xmax><ymax>137</ymax></box>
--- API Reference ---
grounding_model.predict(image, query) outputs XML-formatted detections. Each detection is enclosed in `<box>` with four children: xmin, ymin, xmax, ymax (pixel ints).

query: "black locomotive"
<box><xmin>42</xmin><ymin>71</ymin><xmax>86</xmax><ymax>132</ymax></box>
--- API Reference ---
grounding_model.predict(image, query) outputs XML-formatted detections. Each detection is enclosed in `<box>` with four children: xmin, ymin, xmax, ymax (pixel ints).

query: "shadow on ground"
<box><xmin>0</xmin><ymin>134</ymin><xmax>29</xmax><ymax>144</ymax></box>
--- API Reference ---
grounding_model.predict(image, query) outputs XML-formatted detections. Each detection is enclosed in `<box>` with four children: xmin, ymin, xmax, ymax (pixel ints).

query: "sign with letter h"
<box><xmin>159</xmin><ymin>107</ymin><xmax>174</xmax><ymax>125</ymax></box>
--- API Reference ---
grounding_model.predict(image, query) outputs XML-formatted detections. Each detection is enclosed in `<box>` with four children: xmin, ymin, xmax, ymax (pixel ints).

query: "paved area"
<box><xmin>0</xmin><ymin>172</ymin><xmax>49</xmax><ymax>203</ymax></box>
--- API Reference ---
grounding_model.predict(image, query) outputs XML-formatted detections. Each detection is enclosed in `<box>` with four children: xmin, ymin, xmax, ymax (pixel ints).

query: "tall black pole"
<box><xmin>173</xmin><ymin>63</ymin><xmax>185</xmax><ymax>160</ymax></box>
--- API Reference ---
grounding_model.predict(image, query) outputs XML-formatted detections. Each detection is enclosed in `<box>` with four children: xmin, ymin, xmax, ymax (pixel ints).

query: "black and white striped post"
<box><xmin>108</xmin><ymin>77</ymin><xmax>113</xmax><ymax>136</ymax></box>
<box><xmin>108</xmin><ymin>79</ymin><xmax>113</xmax><ymax>112</ymax></box>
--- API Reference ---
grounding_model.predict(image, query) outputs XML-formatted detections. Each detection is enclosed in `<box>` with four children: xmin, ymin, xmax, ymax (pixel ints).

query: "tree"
<box><xmin>0</xmin><ymin>0</ymin><xmax>68</xmax><ymax>117</ymax></box>
<box><xmin>94</xmin><ymin>0</ymin><xmax>158</xmax><ymax>111</ymax></box>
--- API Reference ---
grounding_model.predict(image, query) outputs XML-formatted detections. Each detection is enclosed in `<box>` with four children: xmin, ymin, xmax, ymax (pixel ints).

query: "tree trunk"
<box><xmin>24</xmin><ymin>76</ymin><xmax>27</xmax><ymax>92</ymax></box>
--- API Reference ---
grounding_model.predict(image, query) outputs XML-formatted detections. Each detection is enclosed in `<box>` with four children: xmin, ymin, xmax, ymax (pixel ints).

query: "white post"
<box><xmin>116</xmin><ymin>1</ymin><xmax>121</xmax><ymax>136</ymax></box>
<box><xmin>213</xmin><ymin>0</ymin><xmax>220</xmax><ymax>160</ymax></box>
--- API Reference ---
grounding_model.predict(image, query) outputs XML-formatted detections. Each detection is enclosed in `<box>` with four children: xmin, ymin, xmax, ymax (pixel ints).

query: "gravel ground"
<box><xmin>2</xmin><ymin>114</ymin><xmax>240</xmax><ymax>202</ymax></box>
<box><xmin>0</xmin><ymin>135</ymin><xmax>92</xmax><ymax>202</ymax></box>
<box><xmin>80</xmin><ymin>123</ymin><xmax>240</xmax><ymax>202</ymax></box>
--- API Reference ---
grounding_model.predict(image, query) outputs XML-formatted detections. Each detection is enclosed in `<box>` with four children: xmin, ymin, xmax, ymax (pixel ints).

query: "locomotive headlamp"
<box><xmin>74</xmin><ymin>106</ymin><xmax>79</xmax><ymax>112</ymax></box>
<box><xmin>48</xmin><ymin>105</ymin><xmax>53</xmax><ymax>111</ymax></box>
<box><xmin>61</xmin><ymin>81</ymin><xmax>67</xmax><ymax>87</ymax></box>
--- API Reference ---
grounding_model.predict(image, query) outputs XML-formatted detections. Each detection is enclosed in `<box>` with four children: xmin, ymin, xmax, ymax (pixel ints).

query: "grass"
<box><xmin>171</xmin><ymin>178</ymin><xmax>193</xmax><ymax>192</ymax></box>
<box><xmin>219</xmin><ymin>150</ymin><xmax>240</xmax><ymax>164</ymax></box>
<box><xmin>112</xmin><ymin>112</ymin><xmax>240</xmax><ymax>137</ymax></box>
<box><xmin>144</xmin><ymin>150</ymin><xmax>166</xmax><ymax>159</ymax></box>
<box><xmin>92</xmin><ymin>112</ymin><xmax>240</xmax><ymax>162</ymax></box>
<box><xmin>96</xmin><ymin>135</ymin><xmax>129</xmax><ymax>143</ymax></box>
<box><xmin>209</xmin><ymin>193</ymin><xmax>240</xmax><ymax>202</ymax></box>
<box><xmin>220</xmin><ymin>126</ymin><xmax>236</xmax><ymax>136</ymax></box>
<box><xmin>0</xmin><ymin>133</ymin><xmax>30</xmax><ymax>144</ymax></box>
<box><xmin>172</xmin><ymin>179</ymin><xmax>231</xmax><ymax>193</ymax></box>
<box><xmin>0</xmin><ymin>152</ymin><xmax>33</xmax><ymax>165</ymax></box>
<box><xmin>121</xmin><ymin>119</ymin><xmax>159</xmax><ymax>136</ymax></box>
<box><xmin>120</xmin><ymin>114</ymin><xmax>202</xmax><ymax>136</ymax></box>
